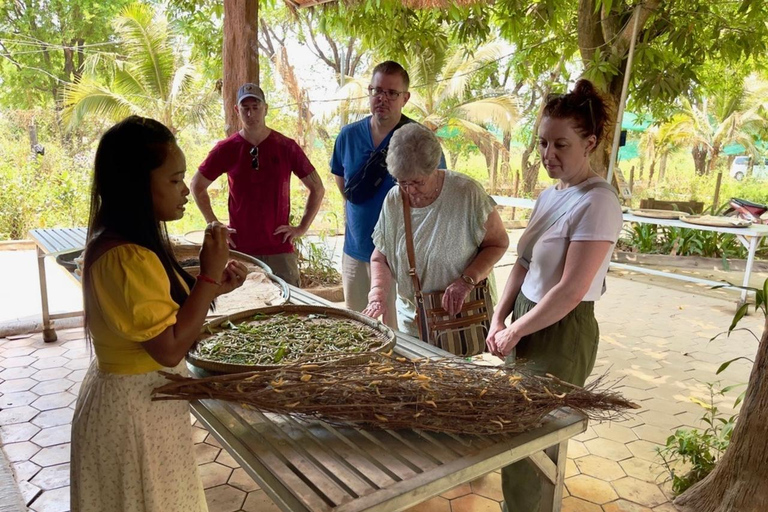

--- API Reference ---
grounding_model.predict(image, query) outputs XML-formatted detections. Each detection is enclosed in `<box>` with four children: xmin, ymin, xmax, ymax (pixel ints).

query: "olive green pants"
<box><xmin>501</xmin><ymin>292</ymin><xmax>599</xmax><ymax>512</ymax></box>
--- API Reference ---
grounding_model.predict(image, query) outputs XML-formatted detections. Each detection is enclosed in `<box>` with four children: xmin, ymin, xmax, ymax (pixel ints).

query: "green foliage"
<box><xmin>618</xmin><ymin>222</ymin><xmax>757</xmax><ymax>259</ymax></box>
<box><xmin>61</xmin><ymin>3</ymin><xmax>220</xmax><ymax>134</ymax></box>
<box><xmin>295</xmin><ymin>236</ymin><xmax>342</xmax><ymax>288</ymax></box>
<box><xmin>0</xmin><ymin>126</ymin><xmax>91</xmax><ymax>239</ymax></box>
<box><xmin>0</xmin><ymin>0</ymin><xmax>132</xmax><ymax>109</ymax></box>
<box><xmin>657</xmin><ymin>277</ymin><xmax>767</xmax><ymax>495</ymax></box>
<box><xmin>656</xmin><ymin>382</ymin><xmax>737</xmax><ymax>495</ymax></box>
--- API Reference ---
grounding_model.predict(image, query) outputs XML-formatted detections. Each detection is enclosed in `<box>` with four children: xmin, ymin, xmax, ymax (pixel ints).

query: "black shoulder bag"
<box><xmin>343</xmin><ymin>115</ymin><xmax>414</xmax><ymax>204</ymax></box>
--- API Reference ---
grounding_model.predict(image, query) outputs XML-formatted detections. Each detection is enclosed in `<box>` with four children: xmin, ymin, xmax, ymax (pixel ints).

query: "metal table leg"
<box><xmin>740</xmin><ymin>235</ymin><xmax>759</xmax><ymax>308</ymax></box>
<box><xmin>36</xmin><ymin>245</ymin><xmax>57</xmax><ymax>342</ymax></box>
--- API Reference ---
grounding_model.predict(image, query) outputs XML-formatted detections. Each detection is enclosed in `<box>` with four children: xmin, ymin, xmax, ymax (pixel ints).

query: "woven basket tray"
<box><xmin>681</xmin><ymin>215</ymin><xmax>752</xmax><ymax>228</ymax></box>
<box><xmin>171</xmin><ymin>243</ymin><xmax>273</xmax><ymax>274</ymax></box>
<box><xmin>630</xmin><ymin>209</ymin><xmax>690</xmax><ymax>220</ymax></box>
<box><xmin>187</xmin><ymin>305</ymin><xmax>396</xmax><ymax>373</ymax></box>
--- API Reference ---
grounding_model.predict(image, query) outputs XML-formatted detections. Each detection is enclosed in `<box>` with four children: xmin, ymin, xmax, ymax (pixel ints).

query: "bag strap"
<box><xmin>401</xmin><ymin>188</ymin><xmax>423</xmax><ymax>296</ymax></box>
<box><xmin>519</xmin><ymin>181</ymin><xmax>617</xmax><ymax>266</ymax></box>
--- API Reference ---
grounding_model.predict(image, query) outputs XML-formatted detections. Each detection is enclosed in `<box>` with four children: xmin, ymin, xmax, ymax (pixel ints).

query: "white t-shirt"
<box><xmin>372</xmin><ymin>170</ymin><xmax>496</xmax><ymax>335</ymax></box>
<box><xmin>518</xmin><ymin>177</ymin><xmax>623</xmax><ymax>303</ymax></box>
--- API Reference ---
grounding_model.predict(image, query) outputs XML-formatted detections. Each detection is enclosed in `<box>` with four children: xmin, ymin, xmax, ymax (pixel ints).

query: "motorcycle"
<box><xmin>722</xmin><ymin>198</ymin><xmax>768</xmax><ymax>224</ymax></box>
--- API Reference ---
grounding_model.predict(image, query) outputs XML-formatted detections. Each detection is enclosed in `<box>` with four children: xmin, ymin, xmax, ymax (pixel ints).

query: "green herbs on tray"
<box><xmin>194</xmin><ymin>313</ymin><xmax>383</xmax><ymax>366</ymax></box>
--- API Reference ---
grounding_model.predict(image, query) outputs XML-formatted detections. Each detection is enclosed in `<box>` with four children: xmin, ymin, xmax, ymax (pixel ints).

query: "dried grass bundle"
<box><xmin>154</xmin><ymin>352</ymin><xmax>639</xmax><ymax>435</ymax></box>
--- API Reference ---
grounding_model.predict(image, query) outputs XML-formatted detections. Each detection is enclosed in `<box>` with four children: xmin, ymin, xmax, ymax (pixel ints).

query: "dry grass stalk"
<box><xmin>153</xmin><ymin>352</ymin><xmax>640</xmax><ymax>435</ymax></box>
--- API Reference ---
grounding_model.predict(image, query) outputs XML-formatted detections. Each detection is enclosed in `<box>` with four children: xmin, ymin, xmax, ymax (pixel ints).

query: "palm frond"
<box><xmin>114</xmin><ymin>3</ymin><xmax>175</xmax><ymax>101</ymax></box>
<box><xmin>440</xmin><ymin>42</ymin><xmax>507</xmax><ymax>102</ymax></box>
<box><xmin>62</xmin><ymin>78</ymin><xmax>140</xmax><ymax>128</ymax></box>
<box><xmin>452</xmin><ymin>95</ymin><xmax>520</xmax><ymax>132</ymax></box>
<box><xmin>322</xmin><ymin>78</ymin><xmax>369</xmax><ymax>124</ymax></box>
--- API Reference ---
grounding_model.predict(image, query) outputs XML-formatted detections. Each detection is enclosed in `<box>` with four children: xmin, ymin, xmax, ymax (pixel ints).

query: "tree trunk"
<box><xmin>675</xmin><ymin>316</ymin><xmax>768</xmax><ymax>512</ymax></box>
<box><xmin>712</xmin><ymin>170</ymin><xmax>724</xmax><ymax>214</ymax></box>
<box><xmin>502</xmin><ymin>129</ymin><xmax>512</xmax><ymax>189</ymax></box>
<box><xmin>449</xmin><ymin>151</ymin><xmax>460</xmax><ymax>170</ymax></box>
<box><xmin>28</xmin><ymin>120</ymin><xmax>39</xmax><ymax>154</ymax></box>
<box><xmin>522</xmin><ymin>106</ymin><xmax>546</xmax><ymax>194</ymax></box>
<box><xmin>659</xmin><ymin>152</ymin><xmax>668</xmax><ymax>182</ymax></box>
<box><xmin>692</xmin><ymin>145</ymin><xmax>708</xmax><ymax>176</ymax></box>
<box><xmin>648</xmin><ymin>159</ymin><xmax>656</xmax><ymax>184</ymax></box>
<box><xmin>577</xmin><ymin>0</ymin><xmax>661</xmax><ymax>178</ymax></box>
<box><xmin>223</xmin><ymin>0</ymin><xmax>259</xmax><ymax>136</ymax></box>
<box><xmin>487</xmin><ymin>145</ymin><xmax>498</xmax><ymax>193</ymax></box>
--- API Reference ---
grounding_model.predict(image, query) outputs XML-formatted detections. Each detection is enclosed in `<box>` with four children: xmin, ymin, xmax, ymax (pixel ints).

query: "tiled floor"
<box><xmin>1</xmin><ymin>271</ymin><xmax>763</xmax><ymax>511</ymax></box>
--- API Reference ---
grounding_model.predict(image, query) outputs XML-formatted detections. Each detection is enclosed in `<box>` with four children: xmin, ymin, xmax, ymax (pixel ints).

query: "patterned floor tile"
<box><xmin>565</xmin><ymin>475</ymin><xmax>619</xmax><ymax>504</ymax></box>
<box><xmin>574</xmin><ymin>455</ymin><xmax>626</xmax><ymax>481</ymax></box>
<box><xmin>241</xmin><ymin>489</ymin><xmax>282</xmax><ymax>512</ymax></box>
<box><xmin>1</xmin><ymin>422</ymin><xmax>42</xmax><ymax>443</ymax></box>
<box><xmin>449</xmin><ymin>493</ymin><xmax>501</xmax><ymax>512</ymax></box>
<box><xmin>30</xmin><ymin>408</ymin><xmax>74</xmax><ymax>429</ymax></box>
<box><xmin>612</xmin><ymin>477</ymin><xmax>668</xmax><ymax>508</ymax></box>
<box><xmin>228</xmin><ymin>467</ymin><xmax>260</xmax><ymax>492</ymax></box>
<box><xmin>560</xmin><ymin>496</ymin><xmax>603</xmax><ymax>512</ymax></box>
<box><xmin>404</xmin><ymin>495</ymin><xmax>451</xmax><ymax>512</ymax></box>
<box><xmin>29</xmin><ymin>463</ymin><xmax>70</xmax><ymax>491</ymax></box>
<box><xmin>470</xmin><ymin>471</ymin><xmax>503</xmax><ymax>501</ymax></box>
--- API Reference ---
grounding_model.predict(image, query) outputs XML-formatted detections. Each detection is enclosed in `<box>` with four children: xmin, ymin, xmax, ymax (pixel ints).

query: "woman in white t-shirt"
<box><xmin>362</xmin><ymin>123</ymin><xmax>509</xmax><ymax>354</ymax></box>
<box><xmin>486</xmin><ymin>80</ymin><xmax>623</xmax><ymax>512</ymax></box>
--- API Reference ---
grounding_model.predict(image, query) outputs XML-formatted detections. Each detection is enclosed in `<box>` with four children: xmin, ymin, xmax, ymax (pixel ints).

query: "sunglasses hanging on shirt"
<box><xmin>250</xmin><ymin>146</ymin><xmax>259</xmax><ymax>170</ymax></box>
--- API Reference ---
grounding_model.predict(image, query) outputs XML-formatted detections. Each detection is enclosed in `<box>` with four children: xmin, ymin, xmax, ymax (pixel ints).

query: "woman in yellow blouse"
<box><xmin>70</xmin><ymin>116</ymin><xmax>248</xmax><ymax>512</ymax></box>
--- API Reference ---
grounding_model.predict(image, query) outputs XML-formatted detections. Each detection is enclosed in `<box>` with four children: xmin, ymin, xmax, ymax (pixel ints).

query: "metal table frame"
<box><xmin>492</xmin><ymin>196</ymin><xmax>768</xmax><ymax>305</ymax></box>
<box><xmin>190</xmin><ymin>286</ymin><xmax>588</xmax><ymax>512</ymax></box>
<box><xmin>28</xmin><ymin>228</ymin><xmax>87</xmax><ymax>342</ymax></box>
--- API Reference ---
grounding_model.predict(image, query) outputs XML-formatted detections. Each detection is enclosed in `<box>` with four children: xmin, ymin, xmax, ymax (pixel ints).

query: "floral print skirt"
<box><xmin>70</xmin><ymin>360</ymin><xmax>208</xmax><ymax>512</ymax></box>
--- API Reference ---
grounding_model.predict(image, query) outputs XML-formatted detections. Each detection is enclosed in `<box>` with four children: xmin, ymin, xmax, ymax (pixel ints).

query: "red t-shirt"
<box><xmin>198</xmin><ymin>131</ymin><xmax>315</xmax><ymax>256</ymax></box>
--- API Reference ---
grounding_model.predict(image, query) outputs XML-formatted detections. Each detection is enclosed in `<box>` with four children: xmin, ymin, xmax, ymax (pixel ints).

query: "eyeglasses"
<box><xmin>395</xmin><ymin>177</ymin><xmax>428</xmax><ymax>190</ymax></box>
<box><xmin>250</xmin><ymin>146</ymin><xmax>259</xmax><ymax>170</ymax></box>
<box><xmin>367</xmin><ymin>86</ymin><xmax>406</xmax><ymax>100</ymax></box>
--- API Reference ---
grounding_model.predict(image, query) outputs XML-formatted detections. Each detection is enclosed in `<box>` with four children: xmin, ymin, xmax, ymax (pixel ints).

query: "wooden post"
<box><xmin>511</xmin><ymin>171</ymin><xmax>520</xmax><ymax>220</ymax></box>
<box><xmin>712</xmin><ymin>171</ymin><xmax>723</xmax><ymax>214</ymax></box>
<box><xmin>223</xmin><ymin>0</ymin><xmax>260</xmax><ymax>136</ymax></box>
<box><xmin>629</xmin><ymin>165</ymin><xmax>635</xmax><ymax>192</ymax></box>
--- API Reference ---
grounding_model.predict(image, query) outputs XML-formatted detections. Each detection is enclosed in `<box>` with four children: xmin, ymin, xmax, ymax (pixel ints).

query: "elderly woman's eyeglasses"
<box><xmin>395</xmin><ymin>178</ymin><xmax>428</xmax><ymax>191</ymax></box>
<box><xmin>368</xmin><ymin>86</ymin><xmax>405</xmax><ymax>101</ymax></box>
<box><xmin>250</xmin><ymin>146</ymin><xmax>259</xmax><ymax>170</ymax></box>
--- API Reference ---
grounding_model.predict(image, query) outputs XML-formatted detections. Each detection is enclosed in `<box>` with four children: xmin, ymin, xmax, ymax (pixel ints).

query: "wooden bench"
<box><xmin>639</xmin><ymin>197</ymin><xmax>704</xmax><ymax>214</ymax></box>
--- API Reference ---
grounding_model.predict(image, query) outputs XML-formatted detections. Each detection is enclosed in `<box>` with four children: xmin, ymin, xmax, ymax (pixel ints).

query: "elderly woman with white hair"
<box><xmin>362</xmin><ymin>123</ymin><xmax>509</xmax><ymax>355</ymax></box>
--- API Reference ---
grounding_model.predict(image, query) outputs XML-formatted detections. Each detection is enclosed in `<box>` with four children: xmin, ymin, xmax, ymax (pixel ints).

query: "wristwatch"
<box><xmin>460</xmin><ymin>273</ymin><xmax>476</xmax><ymax>286</ymax></box>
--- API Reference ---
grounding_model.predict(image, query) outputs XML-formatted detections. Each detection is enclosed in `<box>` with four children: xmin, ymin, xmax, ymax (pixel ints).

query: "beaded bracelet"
<box><xmin>196</xmin><ymin>274</ymin><xmax>221</xmax><ymax>286</ymax></box>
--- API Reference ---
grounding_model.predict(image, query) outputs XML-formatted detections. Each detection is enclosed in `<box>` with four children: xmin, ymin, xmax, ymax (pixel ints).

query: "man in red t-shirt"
<box><xmin>191</xmin><ymin>83</ymin><xmax>325</xmax><ymax>286</ymax></box>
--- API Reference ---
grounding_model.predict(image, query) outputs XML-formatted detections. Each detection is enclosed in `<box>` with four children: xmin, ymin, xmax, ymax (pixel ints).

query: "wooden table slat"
<box><xmin>222</xmin><ymin>403</ymin><xmax>336</xmax><ymax>511</ymax></box>
<box><xmin>198</xmin><ymin>399</ymin><xmax>331</xmax><ymax>512</ymax></box>
<box><xmin>241</xmin><ymin>409</ymin><xmax>360</xmax><ymax>507</ymax></box>
<box><xmin>249</xmin><ymin>410</ymin><xmax>378</xmax><ymax>501</ymax></box>
<box><xmin>280</xmin><ymin>416</ymin><xmax>394</xmax><ymax>492</ymax></box>
<box><xmin>312</xmin><ymin>421</ymin><xmax>407</xmax><ymax>486</ymax></box>
<box><xmin>386</xmin><ymin>429</ymin><xmax>466</xmax><ymax>463</ymax></box>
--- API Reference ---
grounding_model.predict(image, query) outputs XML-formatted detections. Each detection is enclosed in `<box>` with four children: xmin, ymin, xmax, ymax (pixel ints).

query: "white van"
<box><xmin>730</xmin><ymin>156</ymin><xmax>768</xmax><ymax>181</ymax></box>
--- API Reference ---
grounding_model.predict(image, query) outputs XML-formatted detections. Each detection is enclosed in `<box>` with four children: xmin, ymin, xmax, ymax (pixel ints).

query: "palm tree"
<box><xmin>640</xmin><ymin>123</ymin><xmax>678</xmax><ymax>184</ymax></box>
<box><xmin>406</xmin><ymin>43</ymin><xmax>521</xmax><ymax>192</ymax></box>
<box><xmin>62</xmin><ymin>3</ymin><xmax>218</xmax><ymax>134</ymax></box>
<box><xmin>663</xmin><ymin>85</ymin><xmax>765</xmax><ymax>210</ymax></box>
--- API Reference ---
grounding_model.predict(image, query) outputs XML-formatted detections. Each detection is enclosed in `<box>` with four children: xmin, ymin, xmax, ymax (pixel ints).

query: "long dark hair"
<box><xmin>82</xmin><ymin>116</ymin><xmax>195</xmax><ymax>337</ymax></box>
<box><xmin>543</xmin><ymin>79</ymin><xmax>613</xmax><ymax>146</ymax></box>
